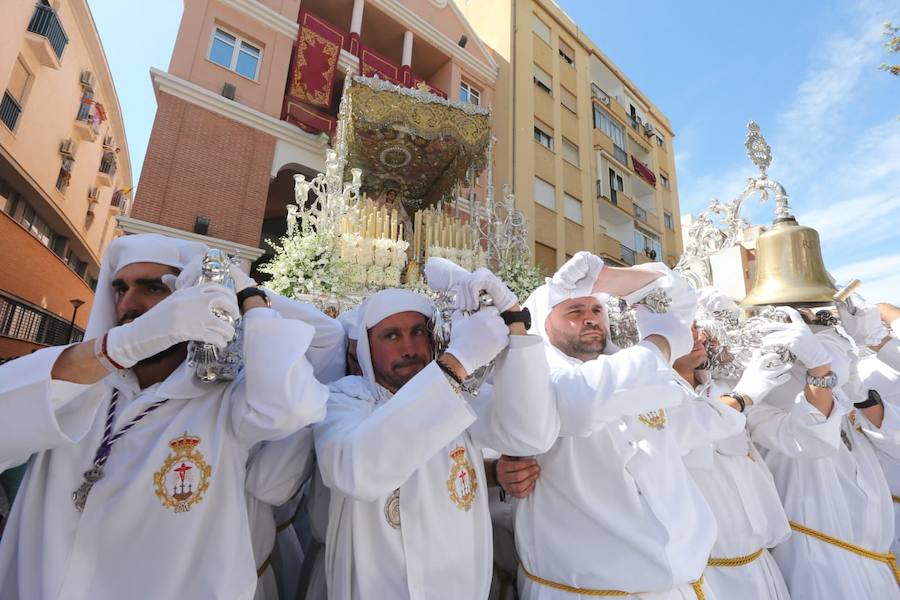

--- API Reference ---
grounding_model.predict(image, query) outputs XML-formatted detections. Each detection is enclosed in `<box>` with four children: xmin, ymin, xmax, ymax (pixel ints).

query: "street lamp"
<box><xmin>67</xmin><ymin>298</ymin><xmax>85</xmax><ymax>343</ymax></box>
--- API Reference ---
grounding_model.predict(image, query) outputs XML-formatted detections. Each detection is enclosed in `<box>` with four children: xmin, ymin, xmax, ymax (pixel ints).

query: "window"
<box><xmin>56</xmin><ymin>157</ymin><xmax>74</xmax><ymax>192</ymax></box>
<box><xmin>533</xmin><ymin>120</ymin><xmax>554</xmax><ymax>150</ymax></box>
<box><xmin>460</xmin><ymin>81</ymin><xmax>480</xmax><ymax>105</ymax></box>
<box><xmin>1</xmin><ymin>179</ymin><xmax>19</xmax><ymax>217</ymax></box>
<box><xmin>533</xmin><ymin>64</ymin><xmax>552</xmax><ymax>95</ymax></box>
<box><xmin>660</xmin><ymin>173</ymin><xmax>670</xmax><ymax>189</ymax></box>
<box><xmin>560</xmin><ymin>86</ymin><xmax>577</xmax><ymax>113</ymax></box>
<box><xmin>532</xmin><ymin>15</ymin><xmax>551</xmax><ymax>45</ymax></box>
<box><xmin>534</xmin><ymin>177</ymin><xmax>556</xmax><ymax>210</ymax></box>
<box><xmin>558</xmin><ymin>40</ymin><xmax>575</xmax><ymax>67</ymax></box>
<box><xmin>664</xmin><ymin>211</ymin><xmax>674</xmax><ymax>230</ymax></box>
<box><xmin>607</xmin><ymin>168</ymin><xmax>624</xmax><ymax>204</ymax></box>
<box><xmin>209</xmin><ymin>28</ymin><xmax>261</xmax><ymax>80</ymax></box>
<box><xmin>593</xmin><ymin>105</ymin><xmax>627</xmax><ymax>164</ymax></box>
<box><xmin>634</xmin><ymin>228</ymin><xmax>661</xmax><ymax>261</ymax></box>
<box><xmin>1</xmin><ymin>57</ymin><xmax>30</xmax><ymax>131</ymax></box>
<box><xmin>562</xmin><ymin>137</ymin><xmax>579</xmax><ymax>166</ymax></box>
<box><xmin>564</xmin><ymin>193</ymin><xmax>582</xmax><ymax>223</ymax></box>
<box><xmin>656</xmin><ymin>134</ymin><xmax>666</xmax><ymax>149</ymax></box>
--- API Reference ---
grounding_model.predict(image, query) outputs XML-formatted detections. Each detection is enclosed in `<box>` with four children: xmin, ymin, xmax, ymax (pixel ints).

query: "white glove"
<box><xmin>445</xmin><ymin>307</ymin><xmax>509</xmax><ymax>375</ymax></box>
<box><xmin>696</xmin><ymin>286</ymin><xmax>739</xmax><ymax>314</ymax></box>
<box><xmin>163</xmin><ymin>255</ymin><xmax>256</xmax><ymax>292</ymax></box>
<box><xmin>837</xmin><ymin>295</ymin><xmax>889</xmax><ymax>346</ymax></box>
<box><xmin>633</xmin><ymin>306</ymin><xmax>692</xmax><ymax>364</ymax></box>
<box><xmin>734</xmin><ymin>350</ymin><xmax>793</xmax><ymax>404</ymax></box>
<box><xmin>623</xmin><ymin>263</ymin><xmax>698</xmax><ymax>324</ymax></box>
<box><xmin>892</xmin><ymin>318</ymin><xmax>900</xmax><ymax>339</ymax></box>
<box><xmin>760</xmin><ymin>307</ymin><xmax>831</xmax><ymax>369</ymax></box>
<box><xmin>105</xmin><ymin>284</ymin><xmax>240</xmax><ymax>368</ymax></box>
<box><xmin>425</xmin><ymin>257</ymin><xmax>470</xmax><ymax>293</ymax></box>
<box><xmin>547</xmin><ymin>251</ymin><xmax>604</xmax><ymax>305</ymax></box>
<box><xmin>457</xmin><ymin>268</ymin><xmax>518</xmax><ymax>313</ymax></box>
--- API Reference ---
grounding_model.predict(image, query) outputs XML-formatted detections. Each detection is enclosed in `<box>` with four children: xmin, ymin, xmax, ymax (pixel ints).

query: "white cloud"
<box><xmin>831</xmin><ymin>254</ymin><xmax>900</xmax><ymax>303</ymax></box>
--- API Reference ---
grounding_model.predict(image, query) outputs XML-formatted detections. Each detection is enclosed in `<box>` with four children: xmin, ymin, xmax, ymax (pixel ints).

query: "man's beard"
<box><xmin>555</xmin><ymin>326</ymin><xmax>607</xmax><ymax>361</ymax></box>
<box><xmin>135</xmin><ymin>342</ymin><xmax>187</xmax><ymax>367</ymax></box>
<box><xmin>376</xmin><ymin>356</ymin><xmax>429</xmax><ymax>392</ymax></box>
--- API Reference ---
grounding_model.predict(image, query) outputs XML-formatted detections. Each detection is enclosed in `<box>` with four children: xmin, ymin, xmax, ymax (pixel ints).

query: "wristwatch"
<box><xmin>722</xmin><ymin>391</ymin><xmax>746</xmax><ymax>413</ymax></box>
<box><xmin>806</xmin><ymin>370</ymin><xmax>837</xmax><ymax>389</ymax></box>
<box><xmin>501</xmin><ymin>307</ymin><xmax>532</xmax><ymax>330</ymax></box>
<box><xmin>236</xmin><ymin>287</ymin><xmax>271</xmax><ymax>309</ymax></box>
<box><xmin>853</xmin><ymin>389</ymin><xmax>883</xmax><ymax>410</ymax></box>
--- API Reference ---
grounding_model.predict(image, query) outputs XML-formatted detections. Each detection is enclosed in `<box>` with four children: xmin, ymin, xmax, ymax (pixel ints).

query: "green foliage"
<box><xmin>259</xmin><ymin>232</ymin><xmax>349</xmax><ymax>298</ymax></box>
<box><xmin>881</xmin><ymin>22</ymin><xmax>899</xmax><ymax>76</ymax></box>
<box><xmin>497</xmin><ymin>258</ymin><xmax>544</xmax><ymax>302</ymax></box>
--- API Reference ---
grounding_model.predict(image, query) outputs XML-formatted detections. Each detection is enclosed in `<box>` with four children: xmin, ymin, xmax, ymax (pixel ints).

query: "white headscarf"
<box><xmin>522</xmin><ymin>281</ymin><xmax>618</xmax><ymax>364</ymax></box>
<box><xmin>85</xmin><ymin>234</ymin><xmax>207</xmax><ymax>339</ymax></box>
<box><xmin>353</xmin><ymin>289</ymin><xmax>434</xmax><ymax>389</ymax></box>
<box><xmin>337</xmin><ymin>306</ymin><xmax>360</xmax><ymax>341</ymax></box>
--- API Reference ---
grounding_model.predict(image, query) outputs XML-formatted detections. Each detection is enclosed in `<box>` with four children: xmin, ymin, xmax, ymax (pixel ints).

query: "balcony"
<box><xmin>96</xmin><ymin>151</ymin><xmax>116</xmax><ymax>187</ymax></box>
<box><xmin>633</xmin><ymin>204</ymin><xmax>648</xmax><ymax>224</ymax></box>
<box><xmin>73</xmin><ymin>99</ymin><xmax>99</xmax><ymax>141</ymax></box>
<box><xmin>631</xmin><ymin>155</ymin><xmax>657</xmax><ymax>187</ymax></box>
<box><xmin>0</xmin><ymin>92</ymin><xmax>22</xmax><ymax>132</ymax></box>
<box><xmin>25</xmin><ymin>3</ymin><xmax>68</xmax><ymax>68</ymax></box>
<box><xmin>109</xmin><ymin>189</ymin><xmax>128</xmax><ymax>214</ymax></box>
<box><xmin>619</xmin><ymin>244</ymin><xmax>636</xmax><ymax>266</ymax></box>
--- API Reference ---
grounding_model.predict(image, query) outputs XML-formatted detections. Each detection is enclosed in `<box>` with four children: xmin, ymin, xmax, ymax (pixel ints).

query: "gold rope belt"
<box><xmin>519</xmin><ymin>562</ymin><xmax>706</xmax><ymax>599</ymax></box>
<box><xmin>892</xmin><ymin>494</ymin><xmax>900</xmax><ymax>504</ymax></box>
<box><xmin>789</xmin><ymin>521</ymin><xmax>900</xmax><ymax>586</ymax></box>
<box><xmin>707</xmin><ymin>548</ymin><xmax>764</xmax><ymax>567</ymax></box>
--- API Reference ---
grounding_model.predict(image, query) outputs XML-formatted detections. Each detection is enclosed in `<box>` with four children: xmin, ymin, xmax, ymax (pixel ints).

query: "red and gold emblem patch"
<box><xmin>446</xmin><ymin>446</ymin><xmax>477</xmax><ymax>511</ymax></box>
<box><xmin>153</xmin><ymin>432</ymin><xmax>212</xmax><ymax>513</ymax></box>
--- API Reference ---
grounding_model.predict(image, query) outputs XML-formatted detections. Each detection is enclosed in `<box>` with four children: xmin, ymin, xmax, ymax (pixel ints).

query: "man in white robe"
<box><xmin>670</xmin><ymin>294</ymin><xmax>792</xmax><ymax>599</ymax></box>
<box><xmin>516</xmin><ymin>252</ymin><xmax>718</xmax><ymax>600</ymax></box>
<box><xmin>846</xmin><ymin>301</ymin><xmax>900</xmax><ymax>555</ymax></box>
<box><xmin>0</xmin><ymin>233</ymin><xmax>333</xmax><ymax>600</ymax></box>
<box><xmin>314</xmin><ymin>277</ymin><xmax>559</xmax><ymax>599</ymax></box>
<box><xmin>747</xmin><ymin>304</ymin><xmax>900</xmax><ymax>599</ymax></box>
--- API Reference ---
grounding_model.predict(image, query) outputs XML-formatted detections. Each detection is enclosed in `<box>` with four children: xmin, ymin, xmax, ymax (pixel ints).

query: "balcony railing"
<box><xmin>111</xmin><ymin>190</ymin><xmax>128</xmax><ymax>210</ymax></box>
<box><xmin>0</xmin><ymin>92</ymin><xmax>22</xmax><ymax>131</ymax></box>
<box><xmin>99</xmin><ymin>152</ymin><xmax>117</xmax><ymax>178</ymax></box>
<box><xmin>27</xmin><ymin>3</ymin><xmax>69</xmax><ymax>61</ymax></box>
<box><xmin>633</xmin><ymin>204</ymin><xmax>648</xmax><ymax>223</ymax></box>
<box><xmin>619</xmin><ymin>244</ymin><xmax>636</xmax><ymax>266</ymax></box>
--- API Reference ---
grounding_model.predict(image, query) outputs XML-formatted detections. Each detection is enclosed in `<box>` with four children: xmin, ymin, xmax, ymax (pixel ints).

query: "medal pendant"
<box><xmin>72</xmin><ymin>467</ymin><xmax>104</xmax><ymax>513</ymax></box>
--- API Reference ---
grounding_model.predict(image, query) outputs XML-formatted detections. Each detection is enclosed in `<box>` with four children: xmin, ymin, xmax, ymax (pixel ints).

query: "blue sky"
<box><xmin>89</xmin><ymin>0</ymin><xmax>898</xmax><ymax>300</ymax></box>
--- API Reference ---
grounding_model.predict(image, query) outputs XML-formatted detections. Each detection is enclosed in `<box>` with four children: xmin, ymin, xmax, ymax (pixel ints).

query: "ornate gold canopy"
<box><xmin>343</xmin><ymin>76</ymin><xmax>492</xmax><ymax>211</ymax></box>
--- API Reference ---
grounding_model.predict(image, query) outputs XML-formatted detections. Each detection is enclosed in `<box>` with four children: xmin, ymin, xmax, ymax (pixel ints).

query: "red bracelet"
<box><xmin>101</xmin><ymin>333</ymin><xmax>125</xmax><ymax>370</ymax></box>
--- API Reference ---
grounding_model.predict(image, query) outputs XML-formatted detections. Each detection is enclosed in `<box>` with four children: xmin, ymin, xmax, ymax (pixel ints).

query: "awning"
<box><xmin>631</xmin><ymin>155</ymin><xmax>656</xmax><ymax>187</ymax></box>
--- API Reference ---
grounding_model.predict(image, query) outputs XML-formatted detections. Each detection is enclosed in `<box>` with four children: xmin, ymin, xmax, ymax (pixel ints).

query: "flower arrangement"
<box><xmin>259</xmin><ymin>231</ymin><xmax>349</xmax><ymax>298</ymax></box>
<box><xmin>496</xmin><ymin>257</ymin><xmax>544</xmax><ymax>302</ymax></box>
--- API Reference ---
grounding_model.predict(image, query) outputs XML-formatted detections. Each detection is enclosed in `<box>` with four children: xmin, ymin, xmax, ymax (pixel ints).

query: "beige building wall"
<box><xmin>0</xmin><ymin>0</ymin><xmax>132</xmax><ymax>358</ymax></box>
<box><xmin>456</xmin><ymin>0</ymin><xmax>684</xmax><ymax>275</ymax></box>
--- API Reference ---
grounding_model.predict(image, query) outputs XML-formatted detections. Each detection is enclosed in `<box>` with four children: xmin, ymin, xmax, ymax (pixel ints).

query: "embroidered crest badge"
<box><xmin>384</xmin><ymin>488</ymin><xmax>401</xmax><ymax>529</ymax></box>
<box><xmin>638</xmin><ymin>409</ymin><xmax>667</xmax><ymax>430</ymax></box>
<box><xmin>153</xmin><ymin>432</ymin><xmax>212</xmax><ymax>513</ymax></box>
<box><xmin>446</xmin><ymin>446</ymin><xmax>478</xmax><ymax>511</ymax></box>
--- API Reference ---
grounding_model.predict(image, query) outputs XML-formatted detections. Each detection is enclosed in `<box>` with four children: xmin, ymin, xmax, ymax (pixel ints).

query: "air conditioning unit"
<box><xmin>59</xmin><ymin>138</ymin><xmax>75</xmax><ymax>156</ymax></box>
<box><xmin>643</xmin><ymin>121</ymin><xmax>655</xmax><ymax>136</ymax></box>
<box><xmin>80</xmin><ymin>70</ymin><xmax>95</xmax><ymax>89</ymax></box>
<box><xmin>87</xmin><ymin>186</ymin><xmax>100</xmax><ymax>201</ymax></box>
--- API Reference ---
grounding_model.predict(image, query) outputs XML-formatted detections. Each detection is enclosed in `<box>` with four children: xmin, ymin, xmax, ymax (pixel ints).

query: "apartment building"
<box><xmin>131</xmin><ymin>0</ymin><xmax>498</xmax><ymax>271</ymax></box>
<box><xmin>457</xmin><ymin>0</ymin><xmax>684</xmax><ymax>274</ymax></box>
<box><xmin>0</xmin><ymin>0</ymin><xmax>133</xmax><ymax>359</ymax></box>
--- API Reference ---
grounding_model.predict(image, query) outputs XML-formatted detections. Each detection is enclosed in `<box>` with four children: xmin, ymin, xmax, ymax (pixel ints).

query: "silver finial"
<box><xmin>745</xmin><ymin>121</ymin><xmax>772</xmax><ymax>178</ymax></box>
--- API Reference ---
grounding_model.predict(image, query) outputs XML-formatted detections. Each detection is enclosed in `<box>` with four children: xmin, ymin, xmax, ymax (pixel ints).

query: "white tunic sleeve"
<box><xmin>314</xmin><ymin>364</ymin><xmax>477</xmax><ymax>502</ymax></box>
<box><xmin>551</xmin><ymin>341</ymin><xmax>683</xmax><ymax>437</ymax></box>
<box><xmin>0</xmin><ymin>345</ymin><xmax>105</xmax><ymax>469</ymax></box>
<box><xmin>746</xmin><ymin>391</ymin><xmax>846</xmax><ymax>458</ymax></box>
<box><xmin>244</xmin><ymin>426</ymin><xmax>316</xmax><ymax>505</ymax></box>
<box><xmin>228</xmin><ymin>308</ymin><xmax>329</xmax><ymax>446</ymax></box>
<box><xmin>466</xmin><ymin>334</ymin><xmax>560</xmax><ymax>456</ymax></box>
<box><xmin>875</xmin><ymin>338</ymin><xmax>900</xmax><ymax>374</ymax></box>
<box><xmin>856</xmin><ymin>402</ymin><xmax>900</xmax><ymax>460</ymax></box>
<box><xmin>668</xmin><ymin>386</ymin><xmax>746</xmax><ymax>454</ymax></box>
<box><xmin>263</xmin><ymin>288</ymin><xmax>347</xmax><ymax>383</ymax></box>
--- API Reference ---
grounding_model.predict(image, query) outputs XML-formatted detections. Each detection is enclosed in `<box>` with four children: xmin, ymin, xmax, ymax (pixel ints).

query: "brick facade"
<box><xmin>132</xmin><ymin>93</ymin><xmax>277</xmax><ymax>248</ymax></box>
<box><xmin>0</xmin><ymin>212</ymin><xmax>94</xmax><ymax>357</ymax></box>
